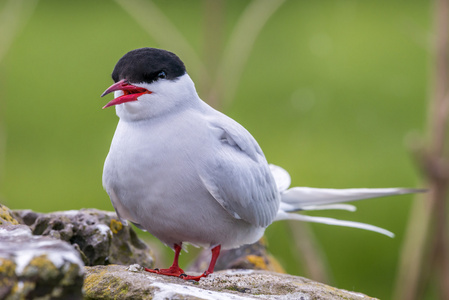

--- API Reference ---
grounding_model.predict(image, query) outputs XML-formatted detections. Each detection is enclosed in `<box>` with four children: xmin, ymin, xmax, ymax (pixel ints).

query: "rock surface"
<box><xmin>83</xmin><ymin>264</ymin><xmax>377</xmax><ymax>300</ymax></box>
<box><xmin>13</xmin><ymin>208</ymin><xmax>155</xmax><ymax>268</ymax></box>
<box><xmin>0</xmin><ymin>224</ymin><xmax>84</xmax><ymax>300</ymax></box>
<box><xmin>1</xmin><ymin>205</ymin><xmax>378</xmax><ymax>299</ymax></box>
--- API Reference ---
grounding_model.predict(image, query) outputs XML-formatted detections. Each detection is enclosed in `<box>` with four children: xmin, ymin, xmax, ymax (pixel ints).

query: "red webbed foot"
<box><xmin>145</xmin><ymin>244</ymin><xmax>221</xmax><ymax>282</ymax></box>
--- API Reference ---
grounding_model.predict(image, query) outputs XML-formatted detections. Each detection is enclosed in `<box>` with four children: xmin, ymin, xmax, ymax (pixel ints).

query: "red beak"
<box><xmin>101</xmin><ymin>79</ymin><xmax>152</xmax><ymax>109</ymax></box>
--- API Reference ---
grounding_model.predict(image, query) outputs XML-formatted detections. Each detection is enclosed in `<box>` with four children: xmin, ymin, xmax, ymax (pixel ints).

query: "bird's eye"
<box><xmin>157</xmin><ymin>71</ymin><xmax>166</xmax><ymax>79</ymax></box>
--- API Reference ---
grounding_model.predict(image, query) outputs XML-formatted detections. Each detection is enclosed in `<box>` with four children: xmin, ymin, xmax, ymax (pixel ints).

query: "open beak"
<box><xmin>101</xmin><ymin>79</ymin><xmax>152</xmax><ymax>109</ymax></box>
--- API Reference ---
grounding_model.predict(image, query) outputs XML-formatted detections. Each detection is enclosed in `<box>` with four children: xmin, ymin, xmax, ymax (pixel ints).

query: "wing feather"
<box><xmin>199</xmin><ymin>118</ymin><xmax>280</xmax><ymax>227</ymax></box>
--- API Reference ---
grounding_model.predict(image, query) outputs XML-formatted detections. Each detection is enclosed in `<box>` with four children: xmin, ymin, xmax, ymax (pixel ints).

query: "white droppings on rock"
<box><xmin>151</xmin><ymin>280</ymin><xmax>255</xmax><ymax>300</ymax></box>
<box><xmin>0</xmin><ymin>225</ymin><xmax>84</xmax><ymax>275</ymax></box>
<box><xmin>13</xmin><ymin>250</ymin><xmax>37</xmax><ymax>274</ymax></box>
<box><xmin>46</xmin><ymin>249</ymin><xmax>84</xmax><ymax>272</ymax></box>
<box><xmin>275</xmin><ymin>292</ymin><xmax>311</xmax><ymax>300</ymax></box>
<box><xmin>0</xmin><ymin>226</ymin><xmax>31</xmax><ymax>237</ymax></box>
<box><xmin>10</xmin><ymin>238</ymin><xmax>84</xmax><ymax>274</ymax></box>
<box><xmin>127</xmin><ymin>264</ymin><xmax>144</xmax><ymax>272</ymax></box>
<box><xmin>96</xmin><ymin>224</ymin><xmax>112</xmax><ymax>237</ymax></box>
<box><xmin>226</xmin><ymin>269</ymin><xmax>255</xmax><ymax>276</ymax></box>
<box><xmin>345</xmin><ymin>290</ymin><xmax>374</xmax><ymax>299</ymax></box>
<box><xmin>55</xmin><ymin>210</ymin><xmax>80</xmax><ymax>216</ymax></box>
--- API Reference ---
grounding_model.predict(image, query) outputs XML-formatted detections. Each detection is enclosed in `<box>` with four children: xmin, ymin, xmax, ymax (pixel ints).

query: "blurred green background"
<box><xmin>0</xmin><ymin>0</ymin><xmax>430</xmax><ymax>299</ymax></box>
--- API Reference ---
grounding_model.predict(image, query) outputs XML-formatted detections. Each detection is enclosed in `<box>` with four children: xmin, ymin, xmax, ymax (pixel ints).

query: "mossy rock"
<box><xmin>83</xmin><ymin>264</ymin><xmax>377</xmax><ymax>300</ymax></box>
<box><xmin>13</xmin><ymin>209</ymin><xmax>155</xmax><ymax>268</ymax></box>
<box><xmin>0</xmin><ymin>225</ymin><xmax>84</xmax><ymax>300</ymax></box>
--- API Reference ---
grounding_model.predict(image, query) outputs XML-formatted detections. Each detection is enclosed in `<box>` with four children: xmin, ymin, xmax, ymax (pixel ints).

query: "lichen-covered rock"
<box><xmin>190</xmin><ymin>238</ymin><xmax>285</xmax><ymax>274</ymax></box>
<box><xmin>83</xmin><ymin>264</ymin><xmax>377</xmax><ymax>300</ymax></box>
<box><xmin>0</xmin><ymin>203</ymin><xmax>19</xmax><ymax>225</ymax></box>
<box><xmin>0</xmin><ymin>225</ymin><xmax>84</xmax><ymax>300</ymax></box>
<box><xmin>13</xmin><ymin>209</ymin><xmax>154</xmax><ymax>268</ymax></box>
<box><xmin>3</xmin><ymin>207</ymin><xmax>377</xmax><ymax>299</ymax></box>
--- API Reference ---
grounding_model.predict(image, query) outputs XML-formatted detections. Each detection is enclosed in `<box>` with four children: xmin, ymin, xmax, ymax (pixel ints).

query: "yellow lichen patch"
<box><xmin>0</xmin><ymin>204</ymin><xmax>19</xmax><ymax>225</ymax></box>
<box><xmin>246</xmin><ymin>255</ymin><xmax>268</xmax><ymax>270</ymax></box>
<box><xmin>110</xmin><ymin>219</ymin><xmax>123</xmax><ymax>234</ymax></box>
<box><xmin>266</xmin><ymin>254</ymin><xmax>286</xmax><ymax>273</ymax></box>
<box><xmin>10</xmin><ymin>281</ymin><xmax>35</xmax><ymax>296</ymax></box>
<box><xmin>24</xmin><ymin>255</ymin><xmax>59</xmax><ymax>279</ymax></box>
<box><xmin>0</xmin><ymin>258</ymin><xmax>16</xmax><ymax>277</ymax></box>
<box><xmin>83</xmin><ymin>268</ymin><xmax>131</xmax><ymax>299</ymax></box>
<box><xmin>83</xmin><ymin>268</ymin><xmax>108</xmax><ymax>292</ymax></box>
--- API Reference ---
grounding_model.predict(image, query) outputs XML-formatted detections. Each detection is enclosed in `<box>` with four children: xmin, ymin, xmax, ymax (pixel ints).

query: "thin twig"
<box><xmin>287</xmin><ymin>221</ymin><xmax>331</xmax><ymax>283</ymax></box>
<box><xmin>211</xmin><ymin>0</ymin><xmax>286</xmax><ymax>109</ymax></box>
<box><xmin>0</xmin><ymin>0</ymin><xmax>39</xmax><ymax>63</ymax></box>
<box><xmin>394</xmin><ymin>0</ymin><xmax>449</xmax><ymax>299</ymax></box>
<box><xmin>422</xmin><ymin>0</ymin><xmax>449</xmax><ymax>298</ymax></box>
<box><xmin>0</xmin><ymin>0</ymin><xmax>39</xmax><ymax>185</ymax></box>
<box><xmin>201</xmin><ymin>0</ymin><xmax>225</xmax><ymax>109</ymax></box>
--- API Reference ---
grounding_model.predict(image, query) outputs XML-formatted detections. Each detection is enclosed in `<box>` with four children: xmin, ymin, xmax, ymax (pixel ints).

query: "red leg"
<box><xmin>181</xmin><ymin>245</ymin><xmax>221</xmax><ymax>281</ymax></box>
<box><xmin>145</xmin><ymin>243</ymin><xmax>186</xmax><ymax>277</ymax></box>
<box><xmin>145</xmin><ymin>244</ymin><xmax>221</xmax><ymax>281</ymax></box>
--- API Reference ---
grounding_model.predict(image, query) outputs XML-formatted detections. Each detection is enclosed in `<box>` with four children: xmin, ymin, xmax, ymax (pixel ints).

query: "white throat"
<box><xmin>114</xmin><ymin>74</ymin><xmax>200</xmax><ymax>122</ymax></box>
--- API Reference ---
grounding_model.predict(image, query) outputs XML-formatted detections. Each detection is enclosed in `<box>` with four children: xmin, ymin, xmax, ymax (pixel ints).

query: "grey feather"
<box><xmin>199</xmin><ymin>118</ymin><xmax>280</xmax><ymax>228</ymax></box>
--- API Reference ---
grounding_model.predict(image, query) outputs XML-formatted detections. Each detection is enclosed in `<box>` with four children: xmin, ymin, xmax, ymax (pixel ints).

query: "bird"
<box><xmin>101</xmin><ymin>47</ymin><xmax>422</xmax><ymax>281</ymax></box>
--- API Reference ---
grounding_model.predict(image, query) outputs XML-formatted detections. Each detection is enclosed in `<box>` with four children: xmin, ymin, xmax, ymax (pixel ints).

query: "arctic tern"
<box><xmin>101</xmin><ymin>47</ymin><xmax>421</xmax><ymax>281</ymax></box>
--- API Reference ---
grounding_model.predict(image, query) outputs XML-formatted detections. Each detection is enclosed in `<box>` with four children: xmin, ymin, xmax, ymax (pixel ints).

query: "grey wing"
<box><xmin>198</xmin><ymin>119</ymin><xmax>280</xmax><ymax>228</ymax></box>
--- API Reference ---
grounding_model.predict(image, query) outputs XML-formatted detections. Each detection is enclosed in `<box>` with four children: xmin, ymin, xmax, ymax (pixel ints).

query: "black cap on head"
<box><xmin>111</xmin><ymin>48</ymin><xmax>186</xmax><ymax>84</ymax></box>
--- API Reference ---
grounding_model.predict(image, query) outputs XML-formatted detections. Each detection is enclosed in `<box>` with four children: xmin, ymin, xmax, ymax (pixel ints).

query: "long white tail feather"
<box><xmin>269</xmin><ymin>164</ymin><xmax>424</xmax><ymax>237</ymax></box>
<box><xmin>299</xmin><ymin>204</ymin><xmax>357</xmax><ymax>212</ymax></box>
<box><xmin>279</xmin><ymin>202</ymin><xmax>357</xmax><ymax>212</ymax></box>
<box><xmin>275</xmin><ymin>211</ymin><xmax>395</xmax><ymax>238</ymax></box>
<box><xmin>269</xmin><ymin>164</ymin><xmax>291</xmax><ymax>192</ymax></box>
<box><xmin>281</xmin><ymin>187</ymin><xmax>423</xmax><ymax>208</ymax></box>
